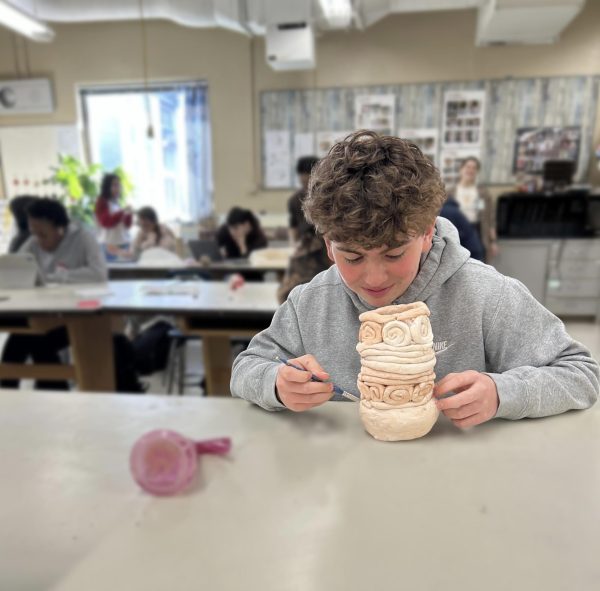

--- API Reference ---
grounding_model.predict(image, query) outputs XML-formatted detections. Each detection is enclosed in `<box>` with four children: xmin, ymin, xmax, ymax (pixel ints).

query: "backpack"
<box><xmin>112</xmin><ymin>334</ymin><xmax>146</xmax><ymax>393</ymax></box>
<box><xmin>132</xmin><ymin>320</ymin><xmax>173</xmax><ymax>376</ymax></box>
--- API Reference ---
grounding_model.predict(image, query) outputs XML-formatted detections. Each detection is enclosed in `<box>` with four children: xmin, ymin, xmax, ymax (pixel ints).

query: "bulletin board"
<box><xmin>260</xmin><ymin>75</ymin><xmax>600</xmax><ymax>188</ymax></box>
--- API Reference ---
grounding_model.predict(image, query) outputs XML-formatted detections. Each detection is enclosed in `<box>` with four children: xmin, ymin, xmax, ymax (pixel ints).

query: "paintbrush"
<box><xmin>275</xmin><ymin>356</ymin><xmax>360</xmax><ymax>402</ymax></box>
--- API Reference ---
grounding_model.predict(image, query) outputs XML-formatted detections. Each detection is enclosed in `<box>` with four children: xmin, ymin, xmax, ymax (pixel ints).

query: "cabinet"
<box><xmin>494</xmin><ymin>238</ymin><xmax>600</xmax><ymax>319</ymax></box>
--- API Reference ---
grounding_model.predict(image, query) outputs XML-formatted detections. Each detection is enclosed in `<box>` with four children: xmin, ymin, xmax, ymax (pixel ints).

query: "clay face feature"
<box><xmin>357</xmin><ymin>302</ymin><xmax>439</xmax><ymax>441</ymax></box>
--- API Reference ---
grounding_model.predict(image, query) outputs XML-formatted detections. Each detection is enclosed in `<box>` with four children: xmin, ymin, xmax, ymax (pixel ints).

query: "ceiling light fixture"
<box><xmin>0</xmin><ymin>1</ymin><xmax>54</xmax><ymax>42</ymax></box>
<box><xmin>318</xmin><ymin>0</ymin><xmax>353</xmax><ymax>28</ymax></box>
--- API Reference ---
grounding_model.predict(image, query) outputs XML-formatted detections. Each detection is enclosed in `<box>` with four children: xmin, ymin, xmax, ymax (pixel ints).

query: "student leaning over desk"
<box><xmin>231</xmin><ymin>130</ymin><xmax>599</xmax><ymax>428</ymax></box>
<box><xmin>19</xmin><ymin>198</ymin><xmax>107</xmax><ymax>283</ymax></box>
<box><xmin>0</xmin><ymin>199</ymin><xmax>145</xmax><ymax>393</ymax></box>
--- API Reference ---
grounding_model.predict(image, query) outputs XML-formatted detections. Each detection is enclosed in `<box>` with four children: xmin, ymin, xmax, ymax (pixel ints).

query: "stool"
<box><xmin>164</xmin><ymin>328</ymin><xmax>205</xmax><ymax>395</ymax></box>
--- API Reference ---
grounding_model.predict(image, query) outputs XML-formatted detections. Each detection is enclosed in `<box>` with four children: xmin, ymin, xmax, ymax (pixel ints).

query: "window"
<box><xmin>81</xmin><ymin>82</ymin><xmax>213</xmax><ymax>222</ymax></box>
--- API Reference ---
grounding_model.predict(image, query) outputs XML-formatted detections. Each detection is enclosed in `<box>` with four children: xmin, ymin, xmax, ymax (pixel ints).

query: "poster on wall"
<box><xmin>398</xmin><ymin>128</ymin><xmax>438</xmax><ymax>165</ymax></box>
<box><xmin>442</xmin><ymin>90</ymin><xmax>485</xmax><ymax>149</ymax></box>
<box><xmin>0</xmin><ymin>125</ymin><xmax>81</xmax><ymax>199</ymax></box>
<box><xmin>264</xmin><ymin>130</ymin><xmax>292</xmax><ymax>188</ymax></box>
<box><xmin>316</xmin><ymin>130</ymin><xmax>352</xmax><ymax>157</ymax></box>
<box><xmin>354</xmin><ymin>95</ymin><xmax>395</xmax><ymax>134</ymax></box>
<box><xmin>512</xmin><ymin>126</ymin><xmax>581</xmax><ymax>174</ymax></box>
<box><xmin>440</xmin><ymin>148</ymin><xmax>480</xmax><ymax>188</ymax></box>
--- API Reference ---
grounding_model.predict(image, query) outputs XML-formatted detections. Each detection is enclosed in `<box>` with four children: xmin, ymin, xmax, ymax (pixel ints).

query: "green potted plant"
<box><xmin>47</xmin><ymin>155</ymin><xmax>133</xmax><ymax>226</ymax></box>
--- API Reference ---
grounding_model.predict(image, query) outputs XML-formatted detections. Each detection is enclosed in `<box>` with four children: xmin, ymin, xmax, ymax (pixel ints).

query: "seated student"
<box><xmin>1</xmin><ymin>199</ymin><xmax>108</xmax><ymax>391</ymax></box>
<box><xmin>216</xmin><ymin>207</ymin><xmax>267</xmax><ymax>259</ymax></box>
<box><xmin>131</xmin><ymin>206</ymin><xmax>177</xmax><ymax>257</ymax></box>
<box><xmin>7</xmin><ymin>195</ymin><xmax>38</xmax><ymax>253</ymax></box>
<box><xmin>439</xmin><ymin>196</ymin><xmax>484</xmax><ymax>262</ymax></box>
<box><xmin>231</xmin><ymin>131</ymin><xmax>598</xmax><ymax>427</ymax></box>
<box><xmin>20</xmin><ymin>198</ymin><xmax>107</xmax><ymax>284</ymax></box>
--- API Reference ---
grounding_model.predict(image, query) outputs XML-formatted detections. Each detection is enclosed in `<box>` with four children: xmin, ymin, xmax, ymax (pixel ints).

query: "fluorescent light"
<box><xmin>318</xmin><ymin>0</ymin><xmax>353</xmax><ymax>28</ymax></box>
<box><xmin>0</xmin><ymin>1</ymin><xmax>55</xmax><ymax>42</ymax></box>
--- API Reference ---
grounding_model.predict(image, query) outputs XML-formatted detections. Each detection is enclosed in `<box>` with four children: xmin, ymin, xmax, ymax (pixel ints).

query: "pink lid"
<box><xmin>130</xmin><ymin>430</ymin><xmax>198</xmax><ymax>496</ymax></box>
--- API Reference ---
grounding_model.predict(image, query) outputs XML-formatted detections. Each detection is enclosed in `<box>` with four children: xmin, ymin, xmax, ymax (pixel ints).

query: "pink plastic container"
<box><xmin>130</xmin><ymin>430</ymin><xmax>231</xmax><ymax>496</ymax></box>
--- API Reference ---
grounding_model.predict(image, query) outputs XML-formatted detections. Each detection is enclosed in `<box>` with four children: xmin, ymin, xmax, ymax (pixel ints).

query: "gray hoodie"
<box><xmin>20</xmin><ymin>224</ymin><xmax>107</xmax><ymax>284</ymax></box>
<box><xmin>231</xmin><ymin>217</ymin><xmax>599</xmax><ymax>419</ymax></box>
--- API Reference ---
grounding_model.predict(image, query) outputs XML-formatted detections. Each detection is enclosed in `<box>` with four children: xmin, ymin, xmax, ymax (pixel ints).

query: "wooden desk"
<box><xmin>0</xmin><ymin>285</ymin><xmax>115</xmax><ymax>391</ymax></box>
<box><xmin>0</xmin><ymin>281</ymin><xmax>279</xmax><ymax>395</ymax></box>
<box><xmin>103</xmin><ymin>280</ymin><xmax>279</xmax><ymax>395</ymax></box>
<box><xmin>1</xmin><ymin>391</ymin><xmax>598</xmax><ymax>590</ymax></box>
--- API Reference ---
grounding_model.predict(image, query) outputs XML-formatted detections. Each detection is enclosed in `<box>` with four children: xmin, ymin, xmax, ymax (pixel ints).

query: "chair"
<box><xmin>164</xmin><ymin>327</ymin><xmax>202</xmax><ymax>395</ymax></box>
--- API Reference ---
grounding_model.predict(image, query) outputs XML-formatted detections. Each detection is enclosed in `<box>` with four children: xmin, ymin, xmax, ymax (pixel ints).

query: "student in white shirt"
<box><xmin>446</xmin><ymin>157</ymin><xmax>498</xmax><ymax>261</ymax></box>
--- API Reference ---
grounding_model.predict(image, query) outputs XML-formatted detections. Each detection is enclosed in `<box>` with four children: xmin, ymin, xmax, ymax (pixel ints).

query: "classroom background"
<box><xmin>1</xmin><ymin>1</ymin><xmax>600</xmax><ymax>589</ymax></box>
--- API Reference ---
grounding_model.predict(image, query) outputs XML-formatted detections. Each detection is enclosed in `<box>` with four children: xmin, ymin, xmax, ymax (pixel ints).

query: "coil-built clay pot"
<box><xmin>357</xmin><ymin>302</ymin><xmax>438</xmax><ymax>441</ymax></box>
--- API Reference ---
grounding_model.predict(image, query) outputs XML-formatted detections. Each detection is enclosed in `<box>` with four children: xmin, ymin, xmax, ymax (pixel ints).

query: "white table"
<box><xmin>0</xmin><ymin>281</ymin><xmax>279</xmax><ymax>394</ymax></box>
<box><xmin>1</xmin><ymin>391</ymin><xmax>599</xmax><ymax>591</ymax></box>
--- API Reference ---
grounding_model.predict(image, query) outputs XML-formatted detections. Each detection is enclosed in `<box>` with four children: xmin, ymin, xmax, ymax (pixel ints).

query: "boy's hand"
<box><xmin>434</xmin><ymin>371</ymin><xmax>499</xmax><ymax>428</ymax></box>
<box><xmin>275</xmin><ymin>354</ymin><xmax>334</xmax><ymax>412</ymax></box>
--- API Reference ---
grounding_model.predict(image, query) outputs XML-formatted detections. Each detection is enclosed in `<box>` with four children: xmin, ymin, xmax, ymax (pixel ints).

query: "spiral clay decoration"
<box><xmin>356</xmin><ymin>302</ymin><xmax>438</xmax><ymax>441</ymax></box>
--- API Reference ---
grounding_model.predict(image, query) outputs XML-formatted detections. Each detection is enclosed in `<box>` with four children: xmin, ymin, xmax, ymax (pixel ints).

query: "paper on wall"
<box><xmin>316</xmin><ymin>130</ymin><xmax>352</xmax><ymax>157</ymax></box>
<box><xmin>442</xmin><ymin>90</ymin><xmax>485</xmax><ymax>150</ymax></box>
<box><xmin>264</xmin><ymin>130</ymin><xmax>291</xmax><ymax>188</ymax></box>
<box><xmin>355</xmin><ymin>95</ymin><xmax>395</xmax><ymax>134</ymax></box>
<box><xmin>398</xmin><ymin>128</ymin><xmax>439</xmax><ymax>165</ymax></box>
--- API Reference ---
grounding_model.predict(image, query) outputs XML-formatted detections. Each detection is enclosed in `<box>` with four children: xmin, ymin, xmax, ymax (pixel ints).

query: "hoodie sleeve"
<box><xmin>484</xmin><ymin>276</ymin><xmax>599</xmax><ymax>419</ymax></box>
<box><xmin>231</xmin><ymin>287</ymin><xmax>309</xmax><ymax>411</ymax></box>
<box><xmin>47</xmin><ymin>231</ymin><xmax>108</xmax><ymax>284</ymax></box>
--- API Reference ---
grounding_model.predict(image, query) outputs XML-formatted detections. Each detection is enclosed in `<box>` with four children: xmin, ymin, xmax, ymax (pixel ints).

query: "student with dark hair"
<box><xmin>7</xmin><ymin>195</ymin><xmax>38</xmax><ymax>253</ymax></box>
<box><xmin>1</xmin><ymin>198</ymin><xmax>108</xmax><ymax>391</ymax></box>
<box><xmin>21</xmin><ymin>198</ymin><xmax>107</xmax><ymax>284</ymax></box>
<box><xmin>95</xmin><ymin>173</ymin><xmax>132</xmax><ymax>250</ymax></box>
<box><xmin>288</xmin><ymin>156</ymin><xmax>320</xmax><ymax>244</ymax></box>
<box><xmin>278</xmin><ymin>155</ymin><xmax>331</xmax><ymax>303</ymax></box>
<box><xmin>216</xmin><ymin>207</ymin><xmax>267</xmax><ymax>259</ymax></box>
<box><xmin>131</xmin><ymin>206</ymin><xmax>177</xmax><ymax>256</ymax></box>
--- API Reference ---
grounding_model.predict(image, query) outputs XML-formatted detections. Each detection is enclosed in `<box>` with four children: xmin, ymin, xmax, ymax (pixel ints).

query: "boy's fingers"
<box><xmin>441</xmin><ymin>401</ymin><xmax>480</xmax><ymax>420</ymax></box>
<box><xmin>286</xmin><ymin>381</ymin><xmax>334</xmax><ymax>395</ymax></box>
<box><xmin>279</xmin><ymin>364</ymin><xmax>312</xmax><ymax>383</ymax></box>
<box><xmin>294</xmin><ymin>354</ymin><xmax>329</xmax><ymax>379</ymax></box>
<box><xmin>435</xmin><ymin>388</ymin><xmax>477</xmax><ymax>411</ymax></box>
<box><xmin>434</xmin><ymin>371</ymin><xmax>478</xmax><ymax>398</ymax></box>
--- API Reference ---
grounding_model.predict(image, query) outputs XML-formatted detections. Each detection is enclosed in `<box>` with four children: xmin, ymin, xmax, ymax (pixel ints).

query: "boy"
<box><xmin>231</xmin><ymin>131</ymin><xmax>598</xmax><ymax>428</ymax></box>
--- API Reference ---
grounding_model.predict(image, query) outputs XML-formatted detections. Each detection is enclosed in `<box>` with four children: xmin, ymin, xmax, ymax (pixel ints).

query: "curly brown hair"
<box><xmin>303</xmin><ymin>130</ymin><xmax>445</xmax><ymax>249</ymax></box>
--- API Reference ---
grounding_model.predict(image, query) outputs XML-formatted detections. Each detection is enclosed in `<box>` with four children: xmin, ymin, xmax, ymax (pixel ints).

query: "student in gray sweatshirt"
<box><xmin>1</xmin><ymin>199</ymin><xmax>106</xmax><ymax>391</ymax></box>
<box><xmin>20</xmin><ymin>198</ymin><xmax>107</xmax><ymax>284</ymax></box>
<box><xmin>231</xmin><ymin>131</ymin><xmax>599</xmax><ymax>428</ymax></box>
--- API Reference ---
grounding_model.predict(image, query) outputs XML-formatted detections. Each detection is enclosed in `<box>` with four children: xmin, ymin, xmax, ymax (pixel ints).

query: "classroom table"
<box><xmin>108</xmin><ymin>258</ymin><xmax>288</xmax><ymax>280</ymax></box>
<box><xmin>1</xmin><ymin>391</ymin><xmax>598</xmax><ymax>590</ymax></box>
<box><xmin>0</xmin><ymin>280</ymin><xmax>279</xmax><ymax>395</ymax></box>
